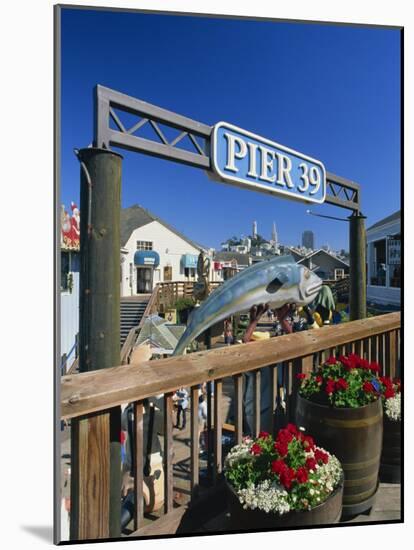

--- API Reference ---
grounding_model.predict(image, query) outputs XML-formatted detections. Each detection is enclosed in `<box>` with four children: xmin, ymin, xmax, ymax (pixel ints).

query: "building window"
<box><xmin>370</xmin><ymin>239</ymin><xmax>387</xmax><ymax>287</ymax></box>
<box><xmin>184</xmin><ymin>267</ymin><xmax>196</xmax><ymax>279</ymax></box>
<box><xmin>388</xmin><ymin>234</ymin><xmax>401</xmax><ymax>288</ymax></box>
<box><xmin>164</xmin><ymin>266</ymin><xmax>172</xmax><ymax>281</ymax></box>
<box><xmin>334</xmin><ymin>268</ymin><xmax>345</xmax><ymax>280</ymax></box>
<box><xmin>136</xmin><ymin>241</ymin><xmax>153</xmax><ymax>251</ymax></box>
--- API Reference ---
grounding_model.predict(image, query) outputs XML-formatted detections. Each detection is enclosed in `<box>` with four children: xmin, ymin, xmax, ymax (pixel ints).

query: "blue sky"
<box><xmin>60</xmin><ymin>8</ymin><xmax>401</xmax><ymax>251</ymax></box>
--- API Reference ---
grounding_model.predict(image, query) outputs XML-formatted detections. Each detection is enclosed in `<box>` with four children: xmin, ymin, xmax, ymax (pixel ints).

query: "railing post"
<box><xmin>163</xmin><ymin>393</ymin><xmax>174</xmax><ymax>514</ymax></box>
<box><xmin>213</xmin><ymin>380</ymin><xmax>223</xmax><ymax>483</ymax></box>
<box><xmin>190</xmin><ymin>386</ymin><xmax>199</xmax><ymax>497</ymax></box>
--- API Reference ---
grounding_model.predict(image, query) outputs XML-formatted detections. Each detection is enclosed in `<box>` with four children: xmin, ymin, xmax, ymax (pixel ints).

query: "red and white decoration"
<box><xmin>61</xmin><ymin>202</ymin><xmax>80</xmax><ymax>250</ymax></box>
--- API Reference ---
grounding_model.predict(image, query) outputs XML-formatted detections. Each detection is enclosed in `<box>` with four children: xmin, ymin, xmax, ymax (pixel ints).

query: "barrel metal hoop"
<box><xmin>344</xmin><ymin>471</ymin><xmax>379</xmax><ymax>487</ymax></box>
<box><xmin>342</xmin><ymin>485</ymin><xmax>377</xmax><ymax>504</ymax></box>
<box><xmin>322</xmin><ymin>415</ymin><xmax>381</xmax><ymax>428</ymax></box>
<box><xmin>341</xmin><ymin>455</ymin><xmax>381</xmax><ymax>470</ymax></box>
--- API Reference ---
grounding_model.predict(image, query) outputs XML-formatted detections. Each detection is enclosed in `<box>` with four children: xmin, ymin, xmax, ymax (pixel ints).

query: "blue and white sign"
<box><xmin>211</xmin><ymin>122</ymin><xmax>326</xmax><ymax>204</ymax></box>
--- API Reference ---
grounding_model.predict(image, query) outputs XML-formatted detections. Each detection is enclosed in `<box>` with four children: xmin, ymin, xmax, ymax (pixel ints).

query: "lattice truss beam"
<box><xmin>94</xmin><ymin>85</ymin><xmax>211</xmax><ymax>169</ymax></box>
<box><xmin>94</xmin><ymin>85</ymin><xmax>360</xmax><ymax>212</ymax></box>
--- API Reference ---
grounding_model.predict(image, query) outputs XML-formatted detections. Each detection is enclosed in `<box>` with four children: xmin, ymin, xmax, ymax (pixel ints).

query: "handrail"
<box><xmin>138</xmin><ymin>284</ymin><xmax>160</xmax><ymax>329</ymax></box>
<box><xmin>119</xmin><ymin>292</ymin><xmax>157</xmax><ymax>364</ymax></box>
<box><xmin>61</xmin><ymin>312</ymin><xmax>400</xmax><ymax>420</ymax></box>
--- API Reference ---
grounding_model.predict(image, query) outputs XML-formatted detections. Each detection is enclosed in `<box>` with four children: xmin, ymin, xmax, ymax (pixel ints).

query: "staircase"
<box><xmin>120</xmin><ymin>296</ymin><xmax>150</xmax><ymax>347</ymax></box>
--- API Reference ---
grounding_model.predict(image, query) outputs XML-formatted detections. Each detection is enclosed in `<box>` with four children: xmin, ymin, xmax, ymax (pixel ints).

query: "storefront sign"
<box><xmin>211</xmin><ymin>122</ymin><xmax>326</xmax><ymax>204</ymax></box>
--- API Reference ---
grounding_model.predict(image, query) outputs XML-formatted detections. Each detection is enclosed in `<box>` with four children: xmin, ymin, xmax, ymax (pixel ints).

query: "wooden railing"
<box><xmin>62</xmin><ymin>312</ymin><xmax>400</xmax><ymax>539</ymax></box>
<box><xmin>156</xmin><ymin>281</ymin><xmax>222</xmax><ymax>312</ymax></box>
<box><xmin>119</xmin><ymin>289</ymin><xmax>161</xmax><ymax>364</ymax></box>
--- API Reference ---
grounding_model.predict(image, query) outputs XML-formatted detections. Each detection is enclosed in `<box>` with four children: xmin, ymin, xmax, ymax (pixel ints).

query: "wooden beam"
<box><xmin>133</xmin><ymin>401</ymin><xmax>144</xmax><ymax>531</ymax></box>
<box><xmin>253</xmin><ymin>370</ymin><xmax>261</xmax><ymax>437</ymax></box>
<box><xmin>62</xmin><ymin>313</ymin><xmax>401</xmax><ymax>420</ymax></box>
<box><xmin>234</xmin><ymin>374</ymin><xmax>243</xmax><ymax>445</ymax></box>
<box><xmin>213</xmin><ymin>380</ymin><xmax>223</xmax><ymax>483</ymax></box>
<box><xmin>164</xmin><ymin>393</ymin><xmax>174</xmax><ymax>514</ymax></box>
<box><xmin>190</xmin><ymin>386</ymin><xmax>199</xmax><ymax>496</ymax></box>
<box><xmin>70</xmin><ymin>412</ymin><xmax>110</xmax><ymax>540</ymax></box>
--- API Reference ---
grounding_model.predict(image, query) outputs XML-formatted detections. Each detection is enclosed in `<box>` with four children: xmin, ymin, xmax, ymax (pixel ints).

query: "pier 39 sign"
<box><xmin>211</xmin><ymin>122</ymin><xmax>326</xmax><ymax>204</ymax></box>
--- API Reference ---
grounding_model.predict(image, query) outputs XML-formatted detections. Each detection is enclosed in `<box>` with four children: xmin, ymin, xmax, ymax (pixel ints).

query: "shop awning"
<box><xmin>181</xmin><ymin>254</ymin><xmax>198</xmax><ymax>269</ymax></box>
<box><xmin>134</xmin><ymin>250</ymin><xmax>160</xmax><ymax>268</ymax></box>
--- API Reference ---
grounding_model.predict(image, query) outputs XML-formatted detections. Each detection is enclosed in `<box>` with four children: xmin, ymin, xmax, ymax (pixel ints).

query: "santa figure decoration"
<box><xmin>61</xmin><ymin>204</ymin><xmax>73</xmax><ymax>248</ymax></box>
<box><xmin>70</xmin><ymin>202</ymin><xmax>80</xmax><ymax>248</ymax></box>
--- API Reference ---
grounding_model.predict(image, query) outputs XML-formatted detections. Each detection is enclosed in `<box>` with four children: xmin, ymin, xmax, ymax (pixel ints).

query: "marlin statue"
<box><xmin>173</xmin><ymin>254</ymin><xmax>322</xmax><ymax>355</ymax></box>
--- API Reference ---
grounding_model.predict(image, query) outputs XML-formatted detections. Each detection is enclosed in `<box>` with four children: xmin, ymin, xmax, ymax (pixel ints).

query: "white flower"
<box><xmin>237</xmin><ymin>480</ymin><xmax>290</xmax><ymax>515</ymax></box>
<box><xmin>385</xmin><ymin>393</ymin><xmax>401</xmax><ymax>421</ymax></box>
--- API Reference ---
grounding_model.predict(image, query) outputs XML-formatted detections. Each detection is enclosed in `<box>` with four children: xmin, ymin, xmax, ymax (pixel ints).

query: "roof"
<box><xmin>298</xmin><ymin>249</ymin><xmax>349</xmax><ymax>267</ymax></box>
<box><xmin>367</xmin><ymin>210</ymin><xmax>401</xmax><ymax>231</ymax></box>
<box><xmin>135</xmin><ymin>315</ymin><xmax>186</xmax><ymax>351</ymax></box>
<box><xmin>120</xmin><ymin>204</ymin><xmax>208</xmax><ymax>251</ymax></box>
<box><xmin>284</xmin><ymin>247</ymin><xmax>306</xmax><ymax>262</ymax></box>
<box><xmin>214</xmin><ymin>251</ymin><xmax>251</xmax><ymax>265</ymax></box>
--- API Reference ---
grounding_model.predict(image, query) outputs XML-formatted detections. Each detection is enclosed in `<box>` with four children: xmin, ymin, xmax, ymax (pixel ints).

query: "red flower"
<box><xmin>302</xmin><ymin>435</ymin><xmax>315</xmax><ymax>451</ymax></box>
<box><xmin>369</xmin><ymin>362</ymin><xmax>381</xmax><ymax>373</ymax></box>
<box><xmin>275</xmin><ymin>440</ymin><xmax>289</xmax><ymax>457</ymax></box>
<box><xmin>271</xmin><ymin>459</ymin><xmax>287</xmax><ymax>476</ymax></box>
<box><xmin>335</xmin><ymin>377</ymin><xmax>349</xmax><ymax>391</ymax></box>
<box><xmin>348</xmin><ymin>353</ymin><xmax>360</xmax><ymax>364</ymax></box>
<box><xmin>305</xmin><ymin>457</ymin><xmax>317</xmax><ymax>471</ymax></box>
<box><xmin>250</xmin><ymin>443</ymin><xmax>263</xmax><ymax>456</ymax></box>
<box><xmin>277</xmin><ymin>428</ymin><xmax>294</xmax><ymax>444</ymax></box>
<box><xmin>258</xmin><ymin>431</ymin><xmax>270</xmax><ymax>439</ymax></box>
<box><xmin>380</xmin><ymin>376</ymin><xmax>393</xmax><ymax>388</ymax></box>
<box><xmin>384</xmin><ymin>387</ymin><xmax>395</xmax><ymax>399</ymax></box>
<box><xmin>325</xmin><ymin>356</ymin><xmax>338</xmax><ymax>365</ymax></box>
<box><xmin>325</xmin><ymin>378</ymin><xmax>336</xmax><ymax>395</ymax></box>
<box><xmin>359</xmin><ymin>358</ymin><xmax>370</xmax><ymax>370</ymax></box>
<box><xmin>286</xmin><ymin>423</ymin><xmax>299</xmax><ymax>436</ymax></box>
<box><xmin>315</xmin><ymin>375</ymin><xmax>323</xmax><ymax>384</ymax></box>
<box><xmin>314</xmin><ymin>449</ymin><xmax>329</xmax><ymax>464</ymax></box>
<box><xmin>279</xmin><ymin>467</ymin><xmax>296</xmax><ymax>490</ymax></box>
<box><xmin>362</xmin><ymin>381</ymin><xmax>374</xmax><ymax>393</ymax></box>
<box><xmin>339</xmin><ymin>356</ymin><xmax>353</xmax><ymax>370</ymax></box>
<box><xmin>296</xmin><ymin>466</ymin><xmax>309</xmax><ymax>484</ymax></box>
<box><xmin>296</xmin><ymin>373</ymin><xmax>306</xmax><ymax>380</ymax></box>
<box><xmin>394</xmin><ymin>379</ymin><xmax>401</xmax><ymax>392</ymax></box>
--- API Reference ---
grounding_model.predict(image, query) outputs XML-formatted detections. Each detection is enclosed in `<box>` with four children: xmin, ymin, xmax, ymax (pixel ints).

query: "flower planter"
<box><xmin>225</xmin><ymin>475</ymin><xmax>344</xmax><ymax>530</ymax></box>
<box><xmin>380</xmin><ymin>416</ymin><xmax>401</xmax><ymax>483</ymax></box>
<box><xmin>296</xmin><ymin>395</ymin><xmax>383</xmax><ymax>517</ymax></box>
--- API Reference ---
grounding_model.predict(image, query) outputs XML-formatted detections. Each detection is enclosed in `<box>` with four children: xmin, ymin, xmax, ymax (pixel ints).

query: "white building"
<box><xmin>367</xmin><ymin>210</ymin><xmax>401</xmax><ymax>308</ymax></box>
<box><xmin>120</xmin><ymin>204</ymin><xmax>215</xmax><ymax>296</ymax></box>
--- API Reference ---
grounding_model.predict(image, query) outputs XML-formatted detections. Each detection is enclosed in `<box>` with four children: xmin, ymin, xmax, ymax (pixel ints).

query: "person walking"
<box><xmin>174</xmin><ymin>387</ymin><xmax>189</xmax><ymax>430</ymax></box>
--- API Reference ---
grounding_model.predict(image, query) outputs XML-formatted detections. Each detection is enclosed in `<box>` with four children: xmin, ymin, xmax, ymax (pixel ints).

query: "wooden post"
<box><xmin>213</xmin><ymin>380</ymin><xmax>223</xmax><ymax>483</ymax></box>
<box><xmin>164</xmin><ymin>393</ymin><xmax>174</xmax><ymax>514</ymax></box>
<box><xmin>190</xmin><ymin>386</ymin><xmax>199</xmax><ymax>496</ymax></box>
<box><xmin>71</xmin><ymin>147</ymin><xmax>122</xmax><ymax>540</ymax></box>
<box><xmin>349</xmin><ymin>213</ymin><xmax>367</xmax><ymax>320</ymax></box>
<box><xmin>133</xmin><ymin>402</ymin><xmax>144</xmax><ymax>531</ymax></box>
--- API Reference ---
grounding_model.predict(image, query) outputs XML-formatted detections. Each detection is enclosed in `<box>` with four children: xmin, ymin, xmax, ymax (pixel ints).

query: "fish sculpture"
<box><xmin>173</xmin><ymin>254</ymin><xmax>322</xmax><ymax>355</ymax></box>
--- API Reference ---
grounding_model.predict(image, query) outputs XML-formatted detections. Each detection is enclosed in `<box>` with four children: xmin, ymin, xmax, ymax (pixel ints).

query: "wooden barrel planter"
<box><xmin>380</xmin><ymin>416</ymin><xmax>401</xmax><ymax>483</ymax></box>
<box><xmin>296</xmin><ymin>395</ymin><xmax>383</xmax><ymax>518</ymax></box>
<box><xmin>225</xmin><ymin>476</ymin><xmax>344</xmax><ymax>530</ymax></box>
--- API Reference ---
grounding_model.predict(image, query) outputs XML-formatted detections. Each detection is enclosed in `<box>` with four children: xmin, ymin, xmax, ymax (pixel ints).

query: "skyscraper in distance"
<box><xmin>302</xmin><ymin>230</ymin><xmax>315</xmax><ymax>249</ymax></box>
